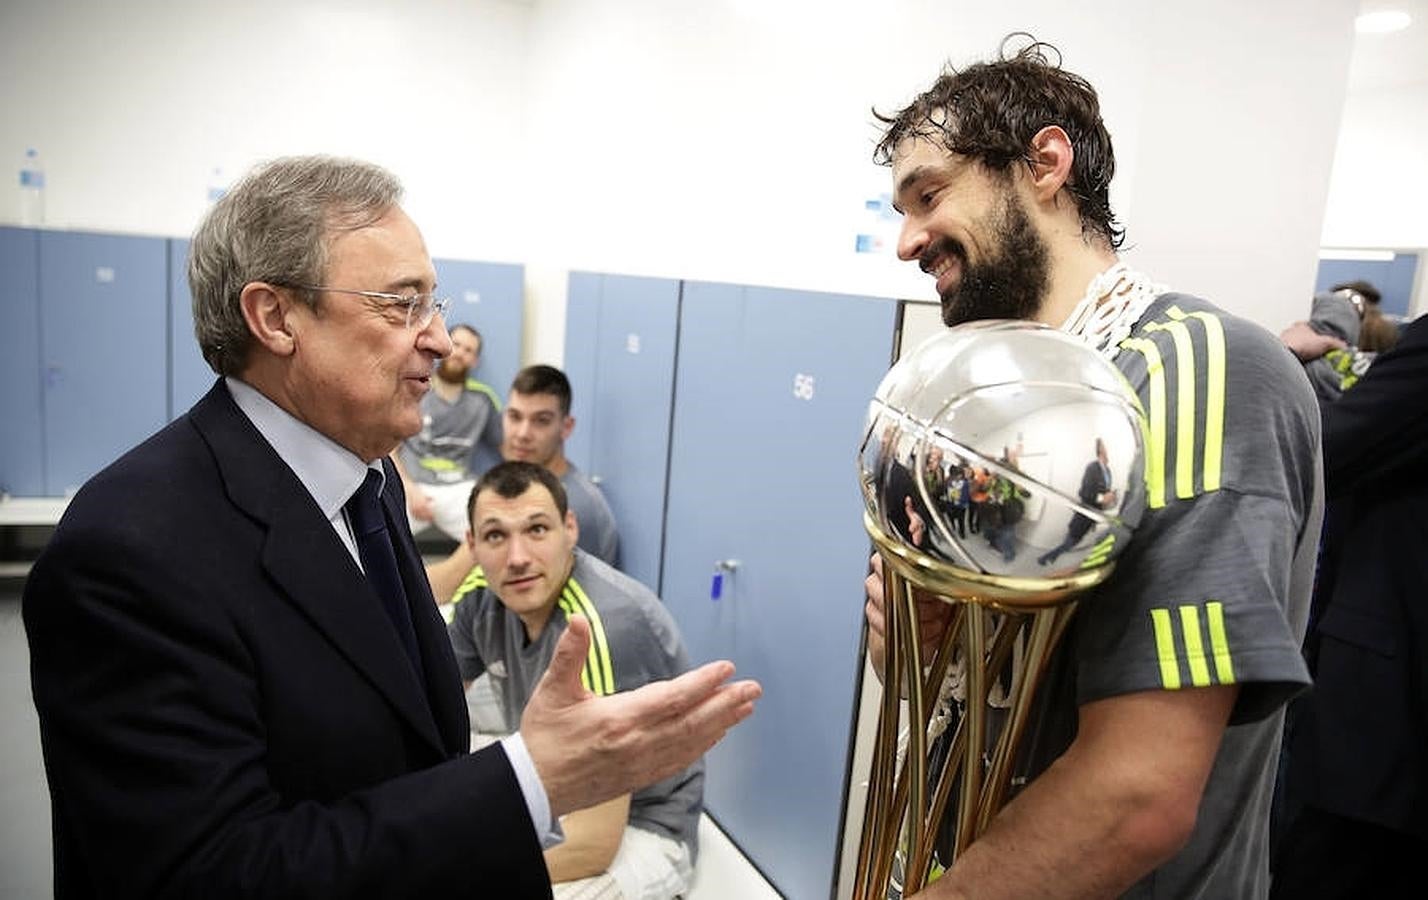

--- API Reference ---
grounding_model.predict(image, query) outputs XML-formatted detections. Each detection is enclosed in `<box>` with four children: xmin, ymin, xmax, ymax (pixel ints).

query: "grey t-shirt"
<box><xmin>1303</xmin><ymin>291</ymin><xmax>1364</xmax><ymax>408</ymax></box>
<box><xmin>1013</xmin><ymin>293</ymin><xmax>1322</xmax><ymax>898</ymax></box>
<box><xmin>448</xmin><ymin>549</ymin><xmax>701</xmax><ymax>857</ymax></box>
<box><xmin>397</xmin><ymin>380</ymin><xmax>502</xmax><ymax>484</ymax></box>
<box><xmin>563</xmin><ymin>463</ymin><xmax>621</xmax><ymax>569</ymax></box>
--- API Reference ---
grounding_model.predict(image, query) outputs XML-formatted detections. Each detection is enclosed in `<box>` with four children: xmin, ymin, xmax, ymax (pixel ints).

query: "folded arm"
<box><xmin>917</xmin><ymin>684</ymin><xmax>1237</xmax><ymax>899</ymax></box>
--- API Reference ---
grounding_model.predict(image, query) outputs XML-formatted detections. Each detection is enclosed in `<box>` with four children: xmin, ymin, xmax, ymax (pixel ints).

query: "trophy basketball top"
<box><xmin>859</xmin><ymin>320</ymin><xmax>1148</xmax><ymax>607</ymax></box>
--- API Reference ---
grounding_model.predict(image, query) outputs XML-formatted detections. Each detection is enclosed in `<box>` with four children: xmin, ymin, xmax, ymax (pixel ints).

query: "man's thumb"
<box><xmin>544</xmin><ymin>614</ymin><xmax>593</xmax><ymax>699</ymax></box>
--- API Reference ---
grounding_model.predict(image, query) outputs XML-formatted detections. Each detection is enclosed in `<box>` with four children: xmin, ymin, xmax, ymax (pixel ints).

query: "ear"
<box><xmin>564</xmin><ymin>508</ymin><xmax>579</xmax><ymax>544</ymax></box>
<box><xmin>464</xmin><ymin>528</ymin><xmax>476</xmax><ymax>553</ymax></box>
<box><xmin>239</xmin><ymin>282</ymin><xmax>298</xmax><ymax>358</ymax></box>
<box><xmin>1025</xmin><ymin>125</ymin><xmax>1074</xmax><ymax>203</ymax></box>
<box><xmin>560</xmin><ymin>415</ymin><xmax>575</xmax><ymax>442</ymax></box>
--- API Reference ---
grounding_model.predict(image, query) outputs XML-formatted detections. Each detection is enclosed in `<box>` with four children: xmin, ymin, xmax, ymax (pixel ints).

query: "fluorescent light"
<box><xmin>1318</xmin><ymin>248</ymin><xmax>1396</xmax><ymax>261</ymax></box>
<box><xmin>1355</xmin><ymin>10</ymin><xmax>1412</xmax><ymax>34</ymax></box>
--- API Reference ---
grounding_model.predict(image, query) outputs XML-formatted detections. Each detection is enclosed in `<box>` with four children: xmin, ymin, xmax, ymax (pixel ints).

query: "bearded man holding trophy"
<box><xmin>856</xmin><ymin>36</ymin><xmax>1323</xmax><ymax>900</ymax></box>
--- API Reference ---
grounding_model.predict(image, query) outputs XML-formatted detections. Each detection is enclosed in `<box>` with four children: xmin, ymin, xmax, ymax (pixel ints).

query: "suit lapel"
<box><xmin>380</xmin><ymin>458</ymin><xmax>471</xmax><ymax>756</ymax></box>
<box><xmin>190</xmin><ymin>382</ymin><xmax>446</xmax><ymax>756</ymax></box>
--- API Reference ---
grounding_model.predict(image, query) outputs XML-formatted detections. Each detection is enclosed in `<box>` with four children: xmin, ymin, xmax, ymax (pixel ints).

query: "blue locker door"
<box><xmin>40</xmin><ymin>232</ymin><xmax>168</xmax><ymax>496</ymax></box>
<box><xmin>167</xmin><ymin>238</ymin><xmax>215</xmax><ymax>418</ymax></box>
<box><xmin>0</xmin><ymin>227</ymin><xmax>45</xmax><ymax>496</ymax></box>
<box><xmin>662</xmin><ymin>282</ymin><xmax>897</xmax><ymax>899</ymax></box>
<box><xmin>1315</xmin><ymin>253</ymin><xmax>1419</xmax><ymax>319</ymax></box>
<box><xmin>562</xmin><ymin>271</ymin><xmax>603</xmax><ymax>471</ymax></box>
<box><xmin>584</xmin><ymin>274</ymin><xmax>680</xmax><ymax>591</ymax></box>
<box><xmin>433</xmin><ymin>258</ymin><xmax>524</xmax><ymax>474</ymax></box>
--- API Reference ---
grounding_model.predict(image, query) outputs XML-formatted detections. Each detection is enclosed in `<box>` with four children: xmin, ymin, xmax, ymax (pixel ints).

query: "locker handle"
<box><xmin>710</xmin><ymin>559</ymin><xmax>740</xmax><ymax>601</ymax></box>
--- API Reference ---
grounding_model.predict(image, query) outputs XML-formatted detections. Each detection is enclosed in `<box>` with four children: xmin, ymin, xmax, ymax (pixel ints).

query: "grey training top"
<box><xmin>397</xmin><ymin>379</ymin><xmax>502</xmax><ymax>484</ymax></box>
<box><xmin>1303</xmin><ymin>291</ymin><xmax>1364</xmax><ymax>408</ymax></box>
<box><xmin>1011</xmin><ymin>293</ymin><xmax>1322</xmax><ymax>899</ymax></box>
<box><xmin>448</xmin><ymin>549</ymin><xmax>702</xmax><ymax>857</ymax></box>
<box><xmin>562</xmin><ymin>463</ymin><xmax>621</xmax><ymax>569</ymax></box>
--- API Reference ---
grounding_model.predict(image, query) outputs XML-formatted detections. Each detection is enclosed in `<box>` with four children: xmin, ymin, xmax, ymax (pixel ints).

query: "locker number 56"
<box><xmin>792</xmin><ymin>373</ymin><xmax>816</xmax><ymax>401</ymax></box>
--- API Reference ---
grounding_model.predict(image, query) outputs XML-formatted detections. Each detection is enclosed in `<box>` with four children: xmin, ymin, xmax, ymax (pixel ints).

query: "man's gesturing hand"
<box><xmin>521</xmin><ymin>615</ymin><xmax>762</xmax><ymax>818</ymax></box>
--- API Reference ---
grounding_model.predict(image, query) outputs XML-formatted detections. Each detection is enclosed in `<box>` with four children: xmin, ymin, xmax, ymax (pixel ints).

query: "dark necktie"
<box><xmin>345</xmin><ymin>469</ymin><xmax>423</xmax><ymax>675</ymax></box>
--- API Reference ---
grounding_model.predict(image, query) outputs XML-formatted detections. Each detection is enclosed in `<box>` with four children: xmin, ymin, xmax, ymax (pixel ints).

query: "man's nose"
<box><xmin>896</xmin><ymin>214</ymin><xmax>928</xmax><ymax>263</ymax></box>
<box><xmin>421</xmin><ymin>315</ymin><xmax>454</xmax><ymax>358</ymax></box>
<box><xmin>506</xmin><ymin>533</ymin><xmax>532</xmax><ymax>566</ymax></box>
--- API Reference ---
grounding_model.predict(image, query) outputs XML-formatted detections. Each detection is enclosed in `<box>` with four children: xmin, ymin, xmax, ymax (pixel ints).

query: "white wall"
<box><xmin>522</xmin><ymin>0</ymin><xmax>1356</xmax><ymax>352</ymax></box>
<box><xmin>1322</xmin><ymin>81</ymin><xmax>1428</xmax><ymax>249</ymax></box>
<box><xmin>1120</xmin><ymin>1</ymin><xmax>1356</xmax><ymax>329</ymax></box>
<box><xmin>2</xmin><ymin>0</ymin><xmax>1364</xmax><ymax>361</ymax></box>
<box><xmin>0</xmin><ymin>0</ymin><xmax>533</xmax><ymax>262</ymax></box>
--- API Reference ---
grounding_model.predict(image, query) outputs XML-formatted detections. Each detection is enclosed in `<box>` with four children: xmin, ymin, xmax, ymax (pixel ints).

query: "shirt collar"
<box><xmin>226</xmin><ymin>377</ymin><xmax>382</xmax><ymax>517</ymax></box>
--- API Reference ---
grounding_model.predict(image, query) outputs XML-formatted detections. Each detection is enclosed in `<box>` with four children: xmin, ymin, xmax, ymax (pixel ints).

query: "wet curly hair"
<box><xmin>874</xmin><ymin>34</ymin><xmax>1124</xmax><ymax>250</ymax></box>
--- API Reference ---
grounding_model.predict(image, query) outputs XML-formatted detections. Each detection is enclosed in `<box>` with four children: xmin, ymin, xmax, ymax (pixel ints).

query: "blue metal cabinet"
<box><xmin>562</xmin><ymin>271</ymin><xmax>603</xmax><ymax>472</ymax></box>
<box><xmin>1315</xmin><ymin>253</ymin><xmax>1420</xmax><ymax>319</ymax></box>
<box><xmin>167</xmin><ymin>238</ymin><xmax>216</xmax><ymax>418</ymax></box>
<box><xmin>39</xmin><ymin>231</ymin><xmax>168</xmax><ymax>495</ymax></box>
<box><xmin>563</xmin><ymin>272</ymin><xmax>680</xmax><ymax>590</ymax></box>
<box><xmin>433</xmin><ymin>258</ymin><xmax>524</xmax><ymax>475</ymax></box>
<box><xmin>559</xmin><ymin>271</ymin><xmax>599</xmax><ymax>471</ymax></box>
<box><xmin>0</xmin><ymin>227</ymin><xmax>45</xmax><ymax>497</ymax></box>
<box><xmin>661</xmin><ymin>282</ymin><xmax>897</xmax><ymax>900</ymax></box>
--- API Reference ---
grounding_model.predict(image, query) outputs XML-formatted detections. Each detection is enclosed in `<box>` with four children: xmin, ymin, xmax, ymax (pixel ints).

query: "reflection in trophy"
<box><xmin>854</xmin><ymin>321</ymin><xmax>1147</xmax><ymax>899</ymax></box>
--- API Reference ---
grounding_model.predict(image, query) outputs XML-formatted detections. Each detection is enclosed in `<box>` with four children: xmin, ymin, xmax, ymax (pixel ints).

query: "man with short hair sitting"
<box><xmin>448</xmin><ymin>461</ymin><xmax>701</xmax><ymax>899</ymax></box>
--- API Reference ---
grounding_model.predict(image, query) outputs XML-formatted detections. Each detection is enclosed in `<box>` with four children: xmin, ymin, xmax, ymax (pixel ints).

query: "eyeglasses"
<box><xmin>281</xmin><ymin>283</ymin><xmax>451</xmax><ymax>330</ymax></box>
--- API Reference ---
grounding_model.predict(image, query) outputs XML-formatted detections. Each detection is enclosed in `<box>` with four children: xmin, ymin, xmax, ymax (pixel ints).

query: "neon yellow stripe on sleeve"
<box><xmin>1168</xmin><ymin>306</ymin><xmax>1225</xmax><ymax>492</ymax></box>
<box><xmin>563</xmin><ymin>579</ymin><xmax>616</xmax><ymax>695</ymax></box>
<box><xmin>1178</xmin><ymin>605</ymin><xmax>1212</xmax><ymax>687</ymax></box>
<box><xmin>465</xmin><ymin>378</ymin><xmax>504</xmax><ymax>409</ymax></box>
<box><xmin>450</xmin><ymin>566</ymin><xmax>488</xmax><ymax>607</ymax></box>
<box><xmin>1119</xmin><ymin>337</ymin><xmax>1167</xmax><ymax>508</ymax></box>
<box><xmin>1143</xmin><ymin>319</ymin><xmax>1197</xmax><ymax>500</ymax></box>
<box><xmin>1206</xmin><ymin>601</ymin><xmax>1236</xmax><ymax>684</ymax></box>
<box><xmin>1150</xmin><ymin>608</ymin><xmax>1181</xmax><ymax>689</ymax></box>
<box><xmin>1079</xmin><ymin>534</ymin><xmax>1116</xmax><ymax>569</ymax></box>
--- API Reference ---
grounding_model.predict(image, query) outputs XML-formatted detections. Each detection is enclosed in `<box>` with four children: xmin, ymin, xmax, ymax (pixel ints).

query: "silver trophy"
<box><xmin>853</xmin><ymin>320</ymin><xmax>1148</xmax><ymax>898</ymax></box>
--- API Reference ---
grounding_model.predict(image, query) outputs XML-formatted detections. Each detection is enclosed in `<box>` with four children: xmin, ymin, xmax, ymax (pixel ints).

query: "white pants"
<box><xmin>406</xmin><ymin>479</ymin><xmax>475</xmax><ymax>542</ymax></box>
<box><xmin>553</xmin><ymin>826</ymin><xmax>694</xmax><ymax>900</ymax></box>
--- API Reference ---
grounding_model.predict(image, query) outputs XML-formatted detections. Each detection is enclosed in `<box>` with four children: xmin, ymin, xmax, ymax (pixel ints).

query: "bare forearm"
<box><xmin>914</xmin><ymin>687</ymin><xmax>1233</xmax><ymax>899</ymax></box>
<box><xmin>543</xmin><ymin>795</ymin><xmax>628</xmax><ymax>883</ymax></box>
<box><xmin>425</xmin><ymin>543</ymin><xmax>477</xmax><ymax>606</ymax></box>
<box><xmin>914</xmin><ymin>754</ymin><xmax>1179</xmax><ymax>899</ymax></box>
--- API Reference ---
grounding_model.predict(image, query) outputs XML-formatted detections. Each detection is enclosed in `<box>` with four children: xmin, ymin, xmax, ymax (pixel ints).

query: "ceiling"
<box><xmin>1348</xmin><ymin>0</ymin><xmax>1428</xmax><ymax>91</ymax></box>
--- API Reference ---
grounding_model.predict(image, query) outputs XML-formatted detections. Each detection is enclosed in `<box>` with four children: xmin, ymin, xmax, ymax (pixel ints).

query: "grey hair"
<box><xmin>187</xmin><ymin>156</ymin><xmax>404</xmax><ymax>376</ymax></box>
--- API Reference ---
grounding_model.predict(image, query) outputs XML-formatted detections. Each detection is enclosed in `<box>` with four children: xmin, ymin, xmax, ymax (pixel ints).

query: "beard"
<box><xmin>435</xmin><ymin>357</ymin><xmax>469</xmax><ymax>384</ymax></box>
<box><xmin>932</xmin><ymin>193</ymin><xmax>1050</xmax><ymax>328</ymax></box>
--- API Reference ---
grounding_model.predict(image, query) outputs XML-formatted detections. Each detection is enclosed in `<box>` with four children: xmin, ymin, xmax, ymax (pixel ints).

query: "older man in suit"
<box><xmin>22</xmin><ymin>156</ymin><xmax>759</xmax><ymax>899</ymax></box>
<box><xmin>1037</xmin><ymin>437</ymin><xmax>1116</xmax><ymax>567</ymax></box>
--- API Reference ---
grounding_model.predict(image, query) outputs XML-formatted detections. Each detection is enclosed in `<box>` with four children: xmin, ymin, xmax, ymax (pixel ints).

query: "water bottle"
<box><xmin>206</xmin><ymin>166</ymin><xmax>227</xmax><ymax>205</ymax></box>
<box><xmin>19</xmin><ymin>148</ymin><xmax>45</xmax><ymax>227</ymax></box>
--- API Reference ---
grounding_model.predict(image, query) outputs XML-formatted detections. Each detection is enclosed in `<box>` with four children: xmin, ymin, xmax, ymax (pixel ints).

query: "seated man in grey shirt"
<box><xmin>428</xmin><ymin>364</ymin><xmax>621</xmax><ymax>603</ymax></box>
<box><xmin>449</xmin><ymin>461</ymin><xmax>700</xmax><ymax>899</ymax></box>
<box><xmin>501</xmin><ymin>365</ymin><xmax>619</xmax><ymax>567</ymax></box>
<box><xmin>392</xmin><ymin>323</ymin><xmax>503</xmax><ymax>540</ymax></box>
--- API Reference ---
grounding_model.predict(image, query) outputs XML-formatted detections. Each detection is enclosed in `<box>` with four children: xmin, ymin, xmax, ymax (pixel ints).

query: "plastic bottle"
<box><xmin>206</xmin><ymin>166</ymin><xmax>227</xmax><ymax>205</ymax></box>
<box><xmin>19</xmin><ymin>148</ymin><xmax>45</xmax><ymax>227</ymax></box>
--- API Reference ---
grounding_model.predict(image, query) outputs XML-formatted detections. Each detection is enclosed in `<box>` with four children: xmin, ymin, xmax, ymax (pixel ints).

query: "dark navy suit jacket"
<box><xmin>1288</xmin><ymin>315</ymin><xmax>1428</xmax><ymax>839</ymax></box>
<box><xmin>24</xmin><ymin>380</ymin><xmax>553</xmax><ymax>898</ymax></box>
